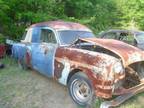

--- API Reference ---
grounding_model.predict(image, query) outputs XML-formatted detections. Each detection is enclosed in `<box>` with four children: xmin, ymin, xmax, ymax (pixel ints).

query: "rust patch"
<box><xmin>54</xmin><ymin>47</ymin><xmax>121</xmax><ymax>99</ymax></box>
<box><xmin>123</xmin><ymin>67</ymin><xmax>140</xmax><ymax>89</ymax></box>
<box><xmin>79</xmin><ymin>38</ymin><xmax>144</xmax><ymax>67</ymax></box>
<box><xmin>54</xmin><ymin>60</ymin><xmax>64</xmax><ymax>78</ymax></box>
<box><xmin>30</xmin><ymin>20</ymin><xmax>92</xmax><ymax>32</ymax></box>
<box><xmin>25</xmin><ymin>49</ymin><xmax>32</xmax><ymax>67</ymax></box>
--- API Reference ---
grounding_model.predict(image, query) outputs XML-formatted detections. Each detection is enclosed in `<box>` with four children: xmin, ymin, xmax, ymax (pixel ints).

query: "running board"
<box><xmin>100</xmin><ymin>83</ymin><xmax>144</xmax><ymax>108</ymax></box>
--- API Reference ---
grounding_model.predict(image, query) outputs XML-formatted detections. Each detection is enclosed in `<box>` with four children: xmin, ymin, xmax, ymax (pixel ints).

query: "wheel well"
<box><xmin>67</xmin><ymin>69</ymin><xmax>82</xmax><ymax>84</ymax></box>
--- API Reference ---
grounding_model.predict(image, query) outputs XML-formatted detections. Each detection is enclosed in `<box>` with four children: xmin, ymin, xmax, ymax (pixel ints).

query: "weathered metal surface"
<box><xmin>12</xmin><ymin>43</ymin><xmax>26</xmax><ymax>60</ymax></box>
<box><xmin>12</xmin><ymin>20</ymin><xmax>144</xmax><ymax>108</ymax></box>
<box><xmin>0</xmin><ymin>44</ymin><xmax>6</xmax><ymax>58</ymax></box>
<box><xmin>54</xmin><ymin>47</ymin><xmax>124</xmax><ymax>98</ymax></box>
<box><xmin>79</xmin><ymin>38</ymin><xmax>144</xmax><ymax>67</ymax></box>
<box><xmin>31</xmin><ymin>43</ymin><xmax>57</xmax><ymax>77</ymax></box>
<box><xmin>30</xmin><ymin>20</ymin><xmax>92</xmax><ymax>32</ymax></box>
<box><xmin>100</xmin><ymin>82</ymin><xmax>144</xmax><ymax>108</ymax></box>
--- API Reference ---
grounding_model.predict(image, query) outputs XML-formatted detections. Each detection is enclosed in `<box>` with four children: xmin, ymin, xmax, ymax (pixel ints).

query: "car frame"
<box><xmin>12</xmin><ymin>21</ymin><xmax>144</xmax><ymax>108</ymax></box>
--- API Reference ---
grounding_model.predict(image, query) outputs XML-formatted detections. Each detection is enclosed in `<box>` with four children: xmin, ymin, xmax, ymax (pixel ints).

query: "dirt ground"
<box><xmin>24</xmin><ymin>71</ymin><xmax>78</xmax><ymax>108</ymax></box>
<box><xmin>0</xmin><ymin>63</ymin><xmax>78</xmax><ymax>108</ymax></box>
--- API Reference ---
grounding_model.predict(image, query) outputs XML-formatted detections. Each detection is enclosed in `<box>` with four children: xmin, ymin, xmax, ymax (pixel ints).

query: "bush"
<box><xmin>0</xmin><ymin>34</ymin><xmax>5</xmax><ymax>44</ymax></box>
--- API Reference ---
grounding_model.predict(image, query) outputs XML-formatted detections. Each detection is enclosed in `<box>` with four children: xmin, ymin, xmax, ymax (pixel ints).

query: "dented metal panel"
<box><xmin>100</xmin><ymin>82</ymin><xmax>144</xmax><ymax>108</ymax></box>
<box><xmin>79</xmin><ymin>38</ymin><xmax>144</xmax><ymax>66</ymax></box>
<box><xmin>54</xmin><ymin>47</ymin><xmax>124</xmax><ymax>98</ymax></box>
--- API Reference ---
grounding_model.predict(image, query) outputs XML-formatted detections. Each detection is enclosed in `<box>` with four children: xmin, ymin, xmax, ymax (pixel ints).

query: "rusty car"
<box><xmin>99</xmin><ymin>29</ymin><xmax>144</xmax><ymax>50</ymax></box>
<box><xmin>12</xmin><ymin>21</ymin><xmax>144</xmax><ymax>108</ymax></box>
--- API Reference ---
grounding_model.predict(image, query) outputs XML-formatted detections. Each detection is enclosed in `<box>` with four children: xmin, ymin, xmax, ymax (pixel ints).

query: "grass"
<box><xmin>0</xmin><ymin>57</ymin><xmax>39</xmax><ymax>108</ymax></box>
<box><xmin>0</xmin><ymin>57</ymin><xmax>144</xmax><ymax>108</ymax></box>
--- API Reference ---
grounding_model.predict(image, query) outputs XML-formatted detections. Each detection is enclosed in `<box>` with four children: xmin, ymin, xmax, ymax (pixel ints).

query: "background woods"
<box><xmin>0</xmin><ymin>0</ymin><xmax>144</xmax><ymax>41</ymax></box>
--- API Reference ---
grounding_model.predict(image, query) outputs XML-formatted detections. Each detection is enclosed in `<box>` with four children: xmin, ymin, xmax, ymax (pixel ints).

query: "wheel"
<box><xmin>68</xmin><ymin>72</ymin><xmax>94</xmax><ymax>106</ymax></box>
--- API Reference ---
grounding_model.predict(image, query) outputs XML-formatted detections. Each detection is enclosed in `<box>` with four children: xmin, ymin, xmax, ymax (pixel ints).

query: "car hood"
<box><xmin>78</xmin><ymin>38</ymin><xmax>144</xmax><ymax>67</ymax></box>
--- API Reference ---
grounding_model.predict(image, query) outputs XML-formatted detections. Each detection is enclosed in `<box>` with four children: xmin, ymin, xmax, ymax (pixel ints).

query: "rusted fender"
<box><xmin>79</xmin><ymin>38</ymin><xmax>144</xmax><ymax>67</ymax></box>
<box><xmin>54</xmin><ymin>47</ymin><xmax>124</xmax><ymax>98</ymax></box>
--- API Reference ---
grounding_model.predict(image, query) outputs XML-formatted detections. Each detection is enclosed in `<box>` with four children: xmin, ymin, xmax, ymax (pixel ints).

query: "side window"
<box><xmin>40</xmin><ymin>29</ymin><xmax>56</xmax><ymax>43</ymax></box>
<box><xmin>120</xmin><ymin>33</ymin><xmax>135</xmax><ymax>45</ymax></box>
<box><xmin>103</xmin><ymin>32</ymin><xmax>117</xmax><ymax>39</ymax></box>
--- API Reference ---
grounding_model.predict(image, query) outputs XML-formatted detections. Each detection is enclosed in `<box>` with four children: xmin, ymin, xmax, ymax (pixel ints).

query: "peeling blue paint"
<box><xmin>31</xmin><ymin>43</ymin><xmax>57</xmax><ymax>77</ymax></box>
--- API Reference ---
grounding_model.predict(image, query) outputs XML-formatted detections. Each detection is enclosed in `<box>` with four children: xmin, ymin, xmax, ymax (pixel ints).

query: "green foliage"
<box><xmin>0</xmin><ymin>0</ymin><xmax>144</xmax><ymax>39</ymax></box>
<box><xmin>0</xmin><ymin>33</ymin><xmax>5</xmax><ymax>44</ymax></box>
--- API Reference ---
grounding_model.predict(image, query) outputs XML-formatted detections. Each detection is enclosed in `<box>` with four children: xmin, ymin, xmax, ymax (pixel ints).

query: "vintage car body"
<box><xmin>12</xmin><ymin>21</ymin><xmax>144</xmax><ymax>108</ymax></box>
<box><xmin>99</xmin><ymin>29</ymin><xmax>144</xmax><ymax>50</ymax></box>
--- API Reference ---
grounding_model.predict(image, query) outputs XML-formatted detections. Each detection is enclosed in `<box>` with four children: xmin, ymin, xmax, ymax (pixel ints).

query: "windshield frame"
<box><xmin>57</xmin><ymin>30</ymin><xmax>95</xmax><ymax>45</ymax></box>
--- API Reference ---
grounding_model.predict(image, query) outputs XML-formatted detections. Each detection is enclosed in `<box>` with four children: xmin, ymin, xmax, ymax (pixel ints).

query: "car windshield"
<box><xmin>135</xmin><ymin>32</ymin><xmax>144</xmax><ymax>43</ymax></box>
<box><xmin>58</xmin><ymin>30</ymin><xmax>95</xmax><ymax>45</ymax></box>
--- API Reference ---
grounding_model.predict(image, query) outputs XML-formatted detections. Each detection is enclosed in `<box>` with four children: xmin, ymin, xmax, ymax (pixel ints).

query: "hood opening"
<box><xmin>72</xmin><ymin>42</ymin><xmax>120</xmax><ymax>60</ymax></box>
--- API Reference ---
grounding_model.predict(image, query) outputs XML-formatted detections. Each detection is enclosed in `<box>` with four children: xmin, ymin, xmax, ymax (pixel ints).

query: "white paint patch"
<box><xmin>58</xmin><ymin>59</ymin><xmax>71</xmax><ymax>85</ymax></box>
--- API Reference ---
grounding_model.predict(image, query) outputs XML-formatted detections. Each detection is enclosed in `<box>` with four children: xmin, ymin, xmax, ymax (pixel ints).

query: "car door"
<box><xmin>31</xmin><ymin>27</ymin><xmax>58</xmax><ymax>77</ymax></box>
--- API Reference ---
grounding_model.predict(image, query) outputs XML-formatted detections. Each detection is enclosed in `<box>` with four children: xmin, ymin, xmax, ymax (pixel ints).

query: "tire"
<box><xmin>68</xmin><ymin>72</ymin><xmax>94</xmax><ymax>106</ymax></box>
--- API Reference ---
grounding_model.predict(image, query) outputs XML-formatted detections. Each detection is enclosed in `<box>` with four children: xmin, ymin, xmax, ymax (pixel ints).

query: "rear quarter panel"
<box><xmin>12</xmin><ymin>43</ymin><xmax>27</xmax><ymax>60</ymax></box>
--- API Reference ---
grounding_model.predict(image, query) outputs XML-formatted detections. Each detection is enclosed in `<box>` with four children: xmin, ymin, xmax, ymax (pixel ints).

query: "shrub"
<box><xmin>0</xmin><ymin>34</ymin><xmax>5</xmax><ymax>44</ymax></box>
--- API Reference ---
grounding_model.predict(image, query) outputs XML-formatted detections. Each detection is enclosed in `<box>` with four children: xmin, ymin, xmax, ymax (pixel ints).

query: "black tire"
<box><xmin>68</xmin><ymin>72</ymin><xmax>94</xmax><ymax>106</ymax></box>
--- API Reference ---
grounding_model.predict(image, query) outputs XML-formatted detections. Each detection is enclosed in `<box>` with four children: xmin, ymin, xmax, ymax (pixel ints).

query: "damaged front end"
<box><xmin>73</xmin><ymin>38</ymin><xmax>144</xmax><ymax>108</ymax></box>
<box><xmin>100</xmin><ymin>62</ymin><xmax>144</xmax><ymax>108</ymax></box>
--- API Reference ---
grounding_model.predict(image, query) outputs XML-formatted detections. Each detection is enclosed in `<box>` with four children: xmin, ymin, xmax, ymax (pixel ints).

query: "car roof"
<box><xmin>29</xmin><ymin>20</ymin><xmax>92</xmax><ymax>32</ymax></box>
